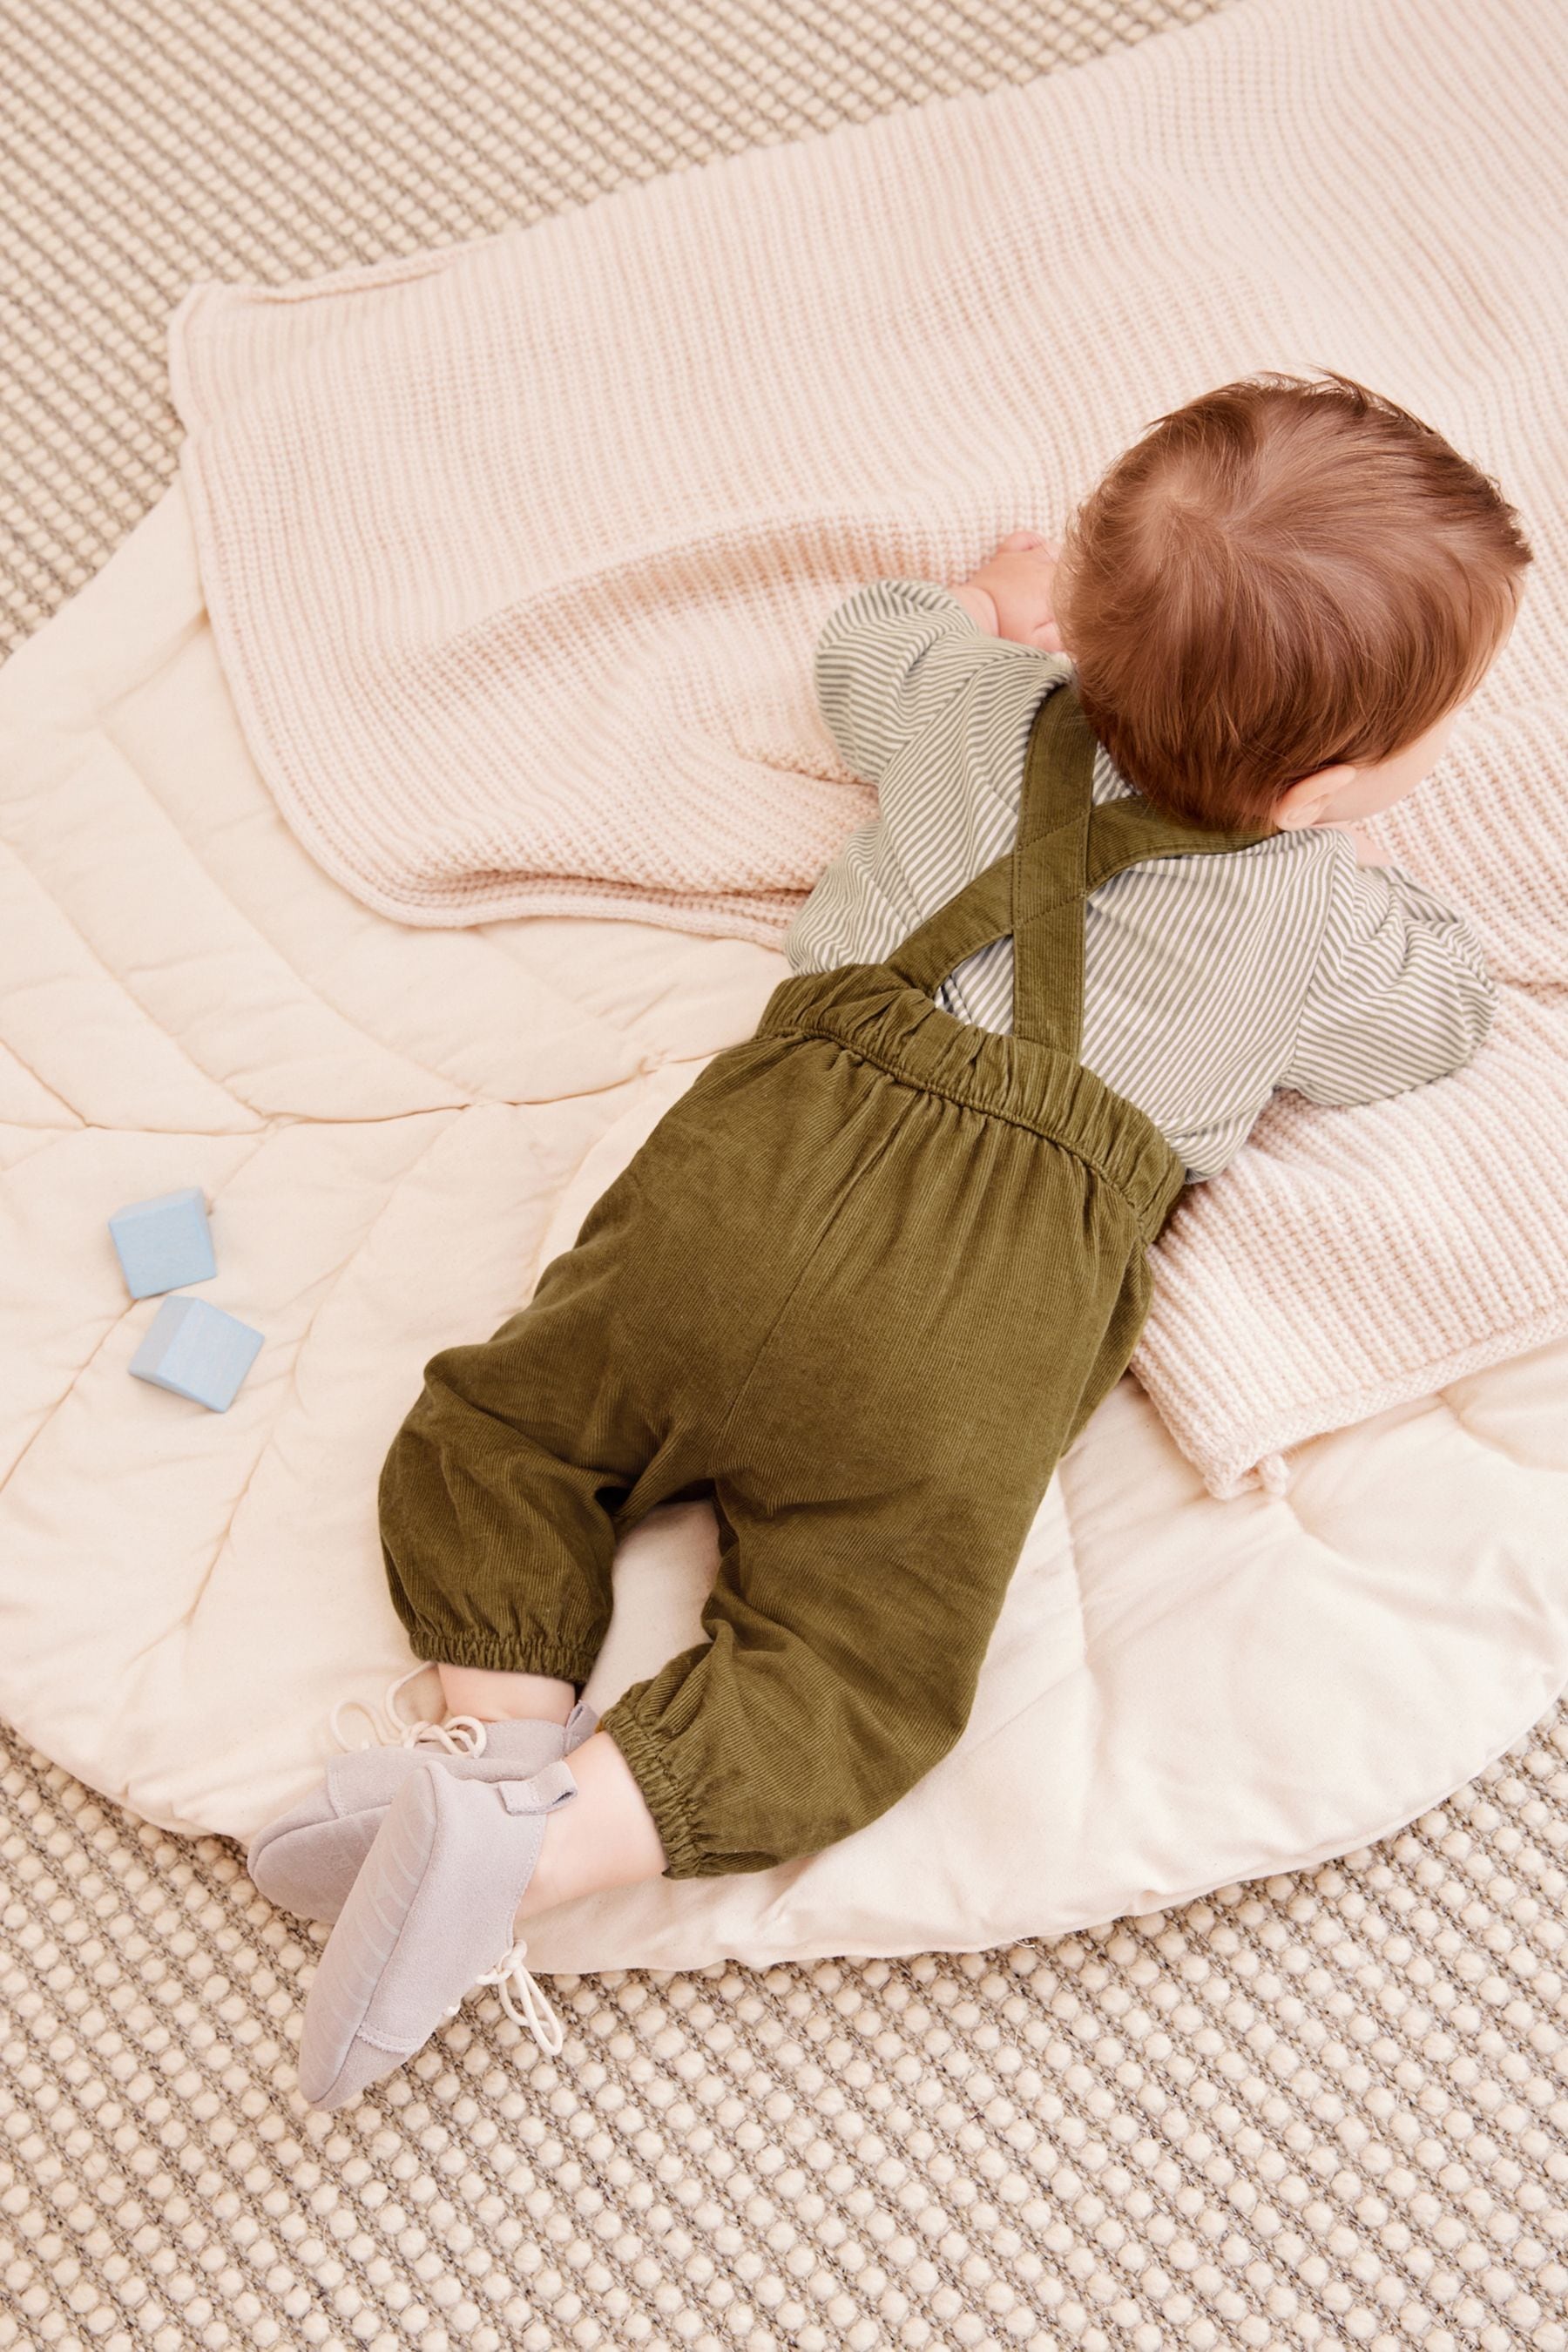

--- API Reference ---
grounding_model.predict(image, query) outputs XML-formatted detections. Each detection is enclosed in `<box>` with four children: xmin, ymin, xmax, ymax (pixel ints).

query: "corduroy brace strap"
<box><xmin>883</xmin><ymin>685</ymin><xmax>1274</xmax><ymax>1058</ymax></box>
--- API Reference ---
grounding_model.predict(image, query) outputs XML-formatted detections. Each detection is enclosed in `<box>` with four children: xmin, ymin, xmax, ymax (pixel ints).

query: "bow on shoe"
<box><xmin>329</xmin><ymin>1661</ymin><xmax>488</xmax><ymax>1756</ymax></box>
<box><xmin>441</xmin><ymin>1940</ymin><xmax>564</xmax><ymax>2055</ymax></box>
<box><xmin>471</xmin><ymin>1943</ymin><xmax>566</xmax><ymax>2056</ymax></box>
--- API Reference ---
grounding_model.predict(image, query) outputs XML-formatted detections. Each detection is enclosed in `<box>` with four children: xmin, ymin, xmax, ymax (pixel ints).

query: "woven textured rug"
<box><xmin>6</xmin><ymin>3</ymin><xmax>1568</xmax><ymax>2349</ymax></box>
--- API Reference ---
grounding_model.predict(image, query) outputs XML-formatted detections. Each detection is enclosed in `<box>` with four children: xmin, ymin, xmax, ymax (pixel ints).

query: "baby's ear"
<box><xmin>1273</xmin><ymin>763</ymin><xmax>1356</xmax><ymax>830</ymax></box>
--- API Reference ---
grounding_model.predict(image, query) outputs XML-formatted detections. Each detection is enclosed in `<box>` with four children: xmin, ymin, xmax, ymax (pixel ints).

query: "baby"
<box><xmin>250</xmin><ymin>373</ymin><xmax>1529</xmax><ymax>2110</ymax></box>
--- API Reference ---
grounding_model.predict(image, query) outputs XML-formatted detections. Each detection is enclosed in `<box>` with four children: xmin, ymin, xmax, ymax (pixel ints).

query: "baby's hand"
<box><xmin>952</xmin><ymin>530</ymin><xmax>1064</xmax><ymax>652</ymax></box>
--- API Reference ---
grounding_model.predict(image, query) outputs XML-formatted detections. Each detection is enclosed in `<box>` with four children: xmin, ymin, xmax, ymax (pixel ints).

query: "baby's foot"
<box><xmin>297</xmin><ymin>1759</ymin><xmax>577</xmax><ymax>2112</ymax></box>
<box><xmin>248</xmin><ymin>1703</ymin><xmax>595</xmax><ymax>1923</ymax></box>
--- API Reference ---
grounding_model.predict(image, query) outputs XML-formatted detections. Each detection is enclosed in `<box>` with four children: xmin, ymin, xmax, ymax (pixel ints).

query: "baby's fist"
<box><xmin>953</xmin><ymin>531</ymin><xmax>1064</xmax><ymax>651</ymax></box>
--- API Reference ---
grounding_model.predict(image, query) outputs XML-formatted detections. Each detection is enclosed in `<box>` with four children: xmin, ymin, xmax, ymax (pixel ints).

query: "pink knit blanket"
<box><xmin>171</xmin><ymin>0</ymin><xmax>1566</xmax><ymax>1492</ymax></box>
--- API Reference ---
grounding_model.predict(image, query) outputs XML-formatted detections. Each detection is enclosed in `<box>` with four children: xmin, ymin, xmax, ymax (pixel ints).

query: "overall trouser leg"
<box><xmin>380</xmin><ymin>1288</ymin><xmax>652</xmax><ymax>1687</ymax></box>
<box><xmin>378</xmin><ymin>1182</ymin><xmax>732</xmax><ymax>1685</ymax></box>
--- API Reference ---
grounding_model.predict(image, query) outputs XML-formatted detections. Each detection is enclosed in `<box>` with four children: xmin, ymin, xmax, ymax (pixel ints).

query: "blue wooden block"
<box><xmin>129</xmin><ymin>1294</ymin><xmax>263</xmax><ymax>1412</ymax></box>
<box><xmin>109</xmin><ymin>1186</ymin><xmax>216</xmax><ymax>1300</ymax></box>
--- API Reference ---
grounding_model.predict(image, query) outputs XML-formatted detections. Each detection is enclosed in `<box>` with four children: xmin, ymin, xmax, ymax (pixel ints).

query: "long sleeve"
<box><xmin>814</xmin><ymin>578</ymin><xmax>1053</xmax><ymax>786</ymax></box>
<box><xmin>1284</xmin><ymin>841</ymin><xmax>1497</xmax><ymax>1107</ymax></box>
<box><xmin>789</xmin><ymin>578</ymin><xmax>1070</xmax><ymax>987</ymax></box>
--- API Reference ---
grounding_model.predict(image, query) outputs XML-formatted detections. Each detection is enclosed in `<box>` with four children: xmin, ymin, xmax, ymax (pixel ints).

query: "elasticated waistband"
<box><xmin>757</xmin><ymin>963</ymin><xmax>1186</xmax><ymax>1243</ymax></box>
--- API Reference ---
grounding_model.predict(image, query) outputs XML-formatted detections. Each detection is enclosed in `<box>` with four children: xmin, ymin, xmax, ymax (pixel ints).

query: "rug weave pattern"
<box><xmin>5</xmin><ymin>1720</ymin><xmax>1567</xmax><ymax>2352</ymax></box>
<box><xmin>7</xmin><ymin>2</ymin><xmax>1568</xmax><ymax>2347</ymax></box>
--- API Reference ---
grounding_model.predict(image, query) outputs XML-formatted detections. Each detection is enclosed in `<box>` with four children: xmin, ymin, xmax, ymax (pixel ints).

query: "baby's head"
<box><xmin>1052</xmin><ymin>374</ymin><xmax>1531</xmax><ymax>831</ymax></box>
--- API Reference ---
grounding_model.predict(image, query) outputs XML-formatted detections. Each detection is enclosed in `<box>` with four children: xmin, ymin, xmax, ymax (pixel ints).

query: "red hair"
<box><xmin>1053</xmin><ymin>373</ymin><xmax>1531</xmax><ymax>827</ymax></box>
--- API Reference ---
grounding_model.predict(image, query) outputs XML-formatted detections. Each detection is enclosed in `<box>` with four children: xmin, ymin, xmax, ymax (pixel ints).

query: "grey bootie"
<box><xmin>297</xmin><ymin>1758</ymin><xmax>578</xmax><ymax>2111</ymax></box>
<box><xmin>248</xmin><ymin>1674</ymin><xmax>594</xmax><ymax>1922</ymax></box>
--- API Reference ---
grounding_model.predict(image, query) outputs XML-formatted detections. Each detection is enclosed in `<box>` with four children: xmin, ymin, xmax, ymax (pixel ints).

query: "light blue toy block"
<box><xmin>109</xmin><ymin>1186</ymin><xmax>216</xmax><ymax>1300</ymax></box>
<box><xmin>129</xmin><ymin>1294</ymin><xmax>263</xmax><ymax>1412</ymax></box>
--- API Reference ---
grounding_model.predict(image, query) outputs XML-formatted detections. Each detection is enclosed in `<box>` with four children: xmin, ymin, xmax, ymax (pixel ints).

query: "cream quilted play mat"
<box><xmin>3</xmin><ymin>482</ymin><xmax>1567</xmax><ymax>1972</ymax></box>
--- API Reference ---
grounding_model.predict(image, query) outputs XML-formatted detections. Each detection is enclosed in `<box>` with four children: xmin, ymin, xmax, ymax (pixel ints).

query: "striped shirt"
<box><xmin>785</xmin><ymin>581</ymin><xmax>1495</xmax><ymax>1181</ymax></box>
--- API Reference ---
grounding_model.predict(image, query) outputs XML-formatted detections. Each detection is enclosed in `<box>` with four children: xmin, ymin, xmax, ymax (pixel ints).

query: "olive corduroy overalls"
<box><xmin>378</xmin><ymin>686</ymin><xmax>1265</xmax><ymax>1877</ymax></box>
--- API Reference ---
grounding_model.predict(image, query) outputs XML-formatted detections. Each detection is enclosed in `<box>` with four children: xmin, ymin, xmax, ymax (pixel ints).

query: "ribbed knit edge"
<box><xmin>1143</xmin><ymin>1290</ymin><xmax>1568</xmax><ymax>1498</ymax></box>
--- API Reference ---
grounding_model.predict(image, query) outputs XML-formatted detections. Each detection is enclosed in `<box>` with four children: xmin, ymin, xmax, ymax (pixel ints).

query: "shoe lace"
<box><xmin>328</xmin><ymin>1661</ymin><xmax>488</xmax><ymax>1758</ymax></box>
<box><xmin>446</xmin><ymin>1941</ymin><xmax>564</xmax><ymax>2056</ymax></box>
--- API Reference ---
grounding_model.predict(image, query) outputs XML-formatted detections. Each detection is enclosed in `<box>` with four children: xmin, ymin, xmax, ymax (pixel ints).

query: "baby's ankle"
<box><xmin>513</xmin><ymin>1731</ymin><xmax>667</xmax><ymax>1927</ymax></box>
<box><xmin>437</xmin><ymin>1664</ymin><xmax>577</xmax><ymax>1725</ymax></box>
